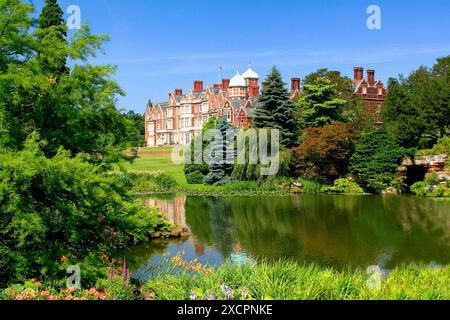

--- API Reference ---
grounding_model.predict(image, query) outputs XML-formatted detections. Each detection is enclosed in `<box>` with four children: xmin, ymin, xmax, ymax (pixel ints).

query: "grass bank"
<box><xmin>143</xmin><ymin>259</ymin><xmax>450</xmax><ymax>300</ymax></box>
<box><xmin>121</xmin><ymin>147</ymin><xmax>321</xmax><ymax>196</ymax></box>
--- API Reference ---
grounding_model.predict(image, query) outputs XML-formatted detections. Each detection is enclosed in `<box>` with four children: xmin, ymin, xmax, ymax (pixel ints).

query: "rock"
<box><xmin>149</xmin><ymin>231</ymin><xmax>161</xmax><ymax>239</ymax></box>
<box><xmin>180</xmin><ymin>232</ymin><xmax>192</xmax><ymax>238</ymax></box>
<box><xmin>382</xmin><ymin>187</ymin><xmax>399</xmax><ymax>195</ymax></box>
<box><xmin>292</xmin><ymin>182</ymin><xmax>303</xmax><ymax>188</ymax></box>
<box><xmin>149</xmin><ymin>226</ymin><xmax>191</xmax><ymax>239</ymax></box>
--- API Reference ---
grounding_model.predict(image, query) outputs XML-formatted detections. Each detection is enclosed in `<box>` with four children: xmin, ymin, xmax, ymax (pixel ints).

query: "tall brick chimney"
<box><xmin>367</xmin><ymin>69</ymin><xmax>375</xmax><ymax>85</ymax></box>
<box><xmin>175</xmin><ymin>89</ymin><xmax>183</xmax><ymax>96</ymax></box>
<box><xmin>193</xmin><ymin>80</ymin><xmax>203</xmax><ymax>92</ymax></box>
<box><xmin>291</xmin><ymin>78</ymin><xmax>300</xmax><ymax>92</ymax></box>
<box><xmin>354</xmin><ymin>67</ymin><xmax>364</xmax><ymax>82</ymax></box>
<box><xmin>222</xmin><ymin>79</ymin><xmax>230</xmax><ymax>90</ymax></box>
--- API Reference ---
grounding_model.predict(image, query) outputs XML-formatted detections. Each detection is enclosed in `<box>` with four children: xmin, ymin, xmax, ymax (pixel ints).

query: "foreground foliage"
<box><xmin>144</xmin><ymin>260</ymin><xmax>450</xmax><ymax>300</ymax></box>
<box><xmin>3</xmin><ymin>258</ymin><xmax>448</xmax><ymax>300</ymax></box>
<box><xmin>0</xmin><ymin>135</ymin><xmax>172</xmax><ymax>287</ymax></box>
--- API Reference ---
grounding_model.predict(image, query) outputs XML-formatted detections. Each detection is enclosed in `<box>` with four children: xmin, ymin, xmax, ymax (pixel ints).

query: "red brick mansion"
<box><xmin>144</xmin><ymin>67</ymin><xmax>386</xmax><ymax>147</ymax></box>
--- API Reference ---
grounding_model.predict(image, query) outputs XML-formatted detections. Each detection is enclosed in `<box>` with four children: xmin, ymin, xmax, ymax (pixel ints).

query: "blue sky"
<box><xmin>35</xmin><ymin>0</ymin><xmax>450</xmax><ymax>114</ymax></box>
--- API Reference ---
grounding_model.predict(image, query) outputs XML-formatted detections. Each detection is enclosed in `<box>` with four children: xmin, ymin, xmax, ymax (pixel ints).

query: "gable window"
<box><xmin>362</xmin><ymin>87</ymin><xmax>367</xmax><ymax>95</ymax></box>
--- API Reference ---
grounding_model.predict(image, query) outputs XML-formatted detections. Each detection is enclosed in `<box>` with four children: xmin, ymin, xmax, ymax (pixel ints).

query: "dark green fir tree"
<box><xmin>253</xmin><ymin>66</ymin><xmax>299</xmax><ymax>147</ymax></box>
<box><xmin>37</xmin><ymin>0</ymin><xmax>69</xmax><ymax>77</ymax></box>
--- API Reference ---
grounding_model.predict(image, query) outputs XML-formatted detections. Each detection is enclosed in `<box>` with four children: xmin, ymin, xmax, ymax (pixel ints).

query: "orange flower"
<box><xmin>40</xmin><ymin>291</ymin><xmax>50</xmax><ymax>297</ymax></box>
<box><xmin>60</xmin><ymin>256</ymin><xmax>68</xmax><ymax>263</ymax></box>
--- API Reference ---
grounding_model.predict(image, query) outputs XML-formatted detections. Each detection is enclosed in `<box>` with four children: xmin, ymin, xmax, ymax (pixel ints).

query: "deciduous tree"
<box><xmin>292</xmin><ymin>122</ymin><xmax>359</xmax><ymax>181</ymax></box>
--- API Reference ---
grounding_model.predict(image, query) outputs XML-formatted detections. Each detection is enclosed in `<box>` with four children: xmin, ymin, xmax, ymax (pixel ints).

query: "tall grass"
<box><xmin>297</xmin><ymin>179</ymin><xmax>324</xmax><ymax>194</ymax></box>
<box><xmin>143</xmin><ymin>260</ymin><xmax>450</xmax><ymax>300</ymax></box>
<box><xmin>116</xmin><ymin>172</ymin><xmax>177</xmax><ymax>192</ymax></box>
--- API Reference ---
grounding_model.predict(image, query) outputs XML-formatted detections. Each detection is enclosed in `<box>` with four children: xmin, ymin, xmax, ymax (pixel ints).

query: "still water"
<box><xmin>127</xmin><ymin>194</ymin><xmax>450</xmax><ymax>280</ymax></box>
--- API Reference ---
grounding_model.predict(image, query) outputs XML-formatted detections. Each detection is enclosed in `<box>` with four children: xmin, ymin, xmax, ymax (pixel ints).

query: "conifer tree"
<box><xmin>253</xmin><ymin>66</ymin><xmax>299</xmax><ymax>147</ymax></box>
<box><xmin>204</xmin><ymin>118</ymin><xmax>236</xmax><ymax>186</ymax></box>
<box><xmin>37</xmin><ymin>0</ymin><xmax>69</xmax><ymax>77</ymax></box>
<box><xmin>296</xmin><ymin>77</ymin><xmax>347</xmax><ymax>129</ymax></box>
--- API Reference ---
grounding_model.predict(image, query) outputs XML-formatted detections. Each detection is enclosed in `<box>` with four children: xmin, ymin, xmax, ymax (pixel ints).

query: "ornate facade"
<box><xmin>145</xmin><ymin>67</ymin><xmax>266</xmax><ymax>147</ymax></box>
<box><xmin>144</xmin><ymin>67</ymin><xmax>386</xmax><ymax>147</ymax></box>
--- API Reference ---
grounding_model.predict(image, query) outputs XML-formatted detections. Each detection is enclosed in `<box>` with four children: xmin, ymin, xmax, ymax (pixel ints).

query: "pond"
<box><xmin>127</xmin><ymin>194</ymin><xmax>450</xmax><ymax>281</ymax></box>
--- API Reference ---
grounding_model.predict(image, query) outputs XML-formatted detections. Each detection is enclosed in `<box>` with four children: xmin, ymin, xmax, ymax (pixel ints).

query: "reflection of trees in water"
<box><xmin>185</xmin><ymin>195</ymin><xmax>450</xmax><ymax>269</ymax></box>
<box><xmin>125</xmin><ymin>238</ymin><xmax>175</xmax><ymax>270</ymax></box>
<box><xmin>185</xmin><ymin>196</ymin><xmax>236</xmax><ymax>259</ymax></box>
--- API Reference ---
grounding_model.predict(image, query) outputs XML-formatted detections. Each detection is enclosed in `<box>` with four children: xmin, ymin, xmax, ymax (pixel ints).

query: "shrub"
<box><xmin>292</xmin><ymin>123</ymin><xmax>359</xmax><ymax>181</ymax></box>
<box><xmin>323</xmin><ymin>178</ymin><xmax>364</xmax><ymax>194</ymax></box>
<box><xmin>184</xmin><ymin>164</ymin><xmax>210</xmax><ymax>176</ymax></box>
<box><xmin>411</xmin><ymin>173</ymin><xmax>450</xmax><ymax>198</ymax></box>
<box><xmin>350</xmin><ymin>128</ymin><xmax>409</xmax><ymax>191</ymax></box>
<box><xmin>296</xmin><ymin>179</ymin><xmax>324</xmax><ymax>194</ymax></box>
<box><xmin>0</xmin><ymin>134</ymin><xmax>171</xmax><ymax>287</ymax></box>
<box><xmin>410</xmin><ymin>181</ymin><xmax>428</xmax><ymax>197</ymax></box>
<box><xmin>416</xmin><ymin>136</ymin><xmax>450</xmax><ymax>156</ymax></box>
<box><xmin>185</xmin><ymin>171</ymin><xmax>206</xmax><ymax>185</ymax></box>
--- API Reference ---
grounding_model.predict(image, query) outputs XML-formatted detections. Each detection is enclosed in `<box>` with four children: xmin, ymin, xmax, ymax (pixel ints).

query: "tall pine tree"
<box><xmin>37</xmin><ymin>0</ymin><xmax>69</xmax><ymax>78</ymax></box>
<box><xmin>253</xmin><ymin>66</ymin><xmax>299</xmax><ymax>147</ymax></box>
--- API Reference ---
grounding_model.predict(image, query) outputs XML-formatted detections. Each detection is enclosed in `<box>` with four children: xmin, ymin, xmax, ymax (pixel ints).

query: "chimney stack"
<box><xmin>354</xmin><ymin>67</ymin><xmax>364</xmax><ymax>82</ymax></box>
<box><xmin>291</xmin><ymin>78</ymin><xmax>301</xmax><ymax>92</ymax></box>
<box><xmin>213</xmin><ymin>84</ymin><xmax>220</xmax><ymax>89</ymax></box>
<box><xmin>193</xmin><ymin>80</ymin><xmax>203</xmax><ymax>92</ymax></box>
<box><xmin>222</xmin><ymin>79</ymin><xmax>230</xmax><ymax>90</ymax></box>
<box><xmin>175</xmin><ymin>89</ymin><xmax>183</xmax><ymax>96</ymax></box>
<box><xmin>367</xmin><ymin>69</ymin><xmax>375</xmax><ymax>85</ymax></box>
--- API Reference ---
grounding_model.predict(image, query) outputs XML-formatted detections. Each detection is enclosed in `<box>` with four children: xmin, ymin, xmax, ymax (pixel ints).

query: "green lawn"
<box><xmin>123</xmin><ymin>147</ymin><xmax>228</xmax><ymax>192</ymax></box>
<box><xmin>124</xmin><ymin>147</ymin><xmax>186</xmax><ymax>183</ymax></box>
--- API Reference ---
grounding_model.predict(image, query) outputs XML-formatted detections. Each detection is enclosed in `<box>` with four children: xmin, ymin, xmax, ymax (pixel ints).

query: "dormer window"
<box><xmin>362</xmin><ymin>87</ymin><xmax>367</xmax><ymax>95</ymax></box>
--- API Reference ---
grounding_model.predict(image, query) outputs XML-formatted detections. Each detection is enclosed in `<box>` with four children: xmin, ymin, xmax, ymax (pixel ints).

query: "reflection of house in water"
<box><xmin>144</xmin><ymin>196</ymin><xmax>186</xmax><ymax>226</ymax></box>
<box><xmin>194</xmin><ymin>240</ymin><xmax>205</xmax><ymax>256</ymax></box>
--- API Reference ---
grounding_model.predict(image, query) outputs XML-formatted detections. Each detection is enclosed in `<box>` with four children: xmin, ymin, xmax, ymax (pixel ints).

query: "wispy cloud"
<box><xmin>108</xmin><ymin>43</ymin><xmax>450</xmax><ymax>79</ymax></box>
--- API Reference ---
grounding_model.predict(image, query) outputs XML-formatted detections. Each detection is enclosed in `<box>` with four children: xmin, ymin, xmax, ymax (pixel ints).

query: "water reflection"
<box><xmin>128</xmin><ymin>194</ymin><xmax>450</xmax><ymax>277</ymax></box>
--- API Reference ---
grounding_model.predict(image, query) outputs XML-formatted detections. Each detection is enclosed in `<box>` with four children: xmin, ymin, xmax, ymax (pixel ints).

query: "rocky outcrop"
<box><xmin>148</xmin><ymin>225</ymin><xmax>191</xmax><ymax>239</ymax></box>
<box><xmin>397</xmin><ymin>154</ymin><xmax>449</xmax><ymax>182</ymax></box>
